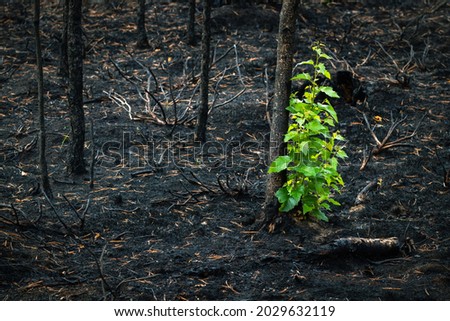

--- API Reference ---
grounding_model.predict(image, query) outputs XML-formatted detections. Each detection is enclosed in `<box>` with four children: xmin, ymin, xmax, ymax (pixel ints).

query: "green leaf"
<box><xmin>290</xmin><ymin>184</ymin><xmax>305</xmax><ymax>201</ymax></box>
<box><xmin>296</xmin><ymin>165</ymin><xmax>320</xmax><ymax>177</ymax></box>
<box><xmin>276</xmin><ymin>188</ymin><xmax>300</xmax><ymax>212</ymax></box>
<box><xmin>291</xmin><ymin>73</ymin><xmax>311</xmax><ymax>82</ymax></box>
<box><xmin>334</xmin><ymin>133</ymin><xmax>346</xmax><ymax>141</ymax></box>
<box><xmin>319</xmin><ymin>53</ymin><xmax>332</xmax><ymax>60</ymax></box>
<box><xmin>302</xmin><ymin>199</ymin><xmax>315</xmax><ymax>214</ymax></box>
<box><xmin>268</xmin><ymin>155</ymin><xmax>291</xmax><ymax>173</ymax></box>
<box><xmin>287</xmin><ymin>101</ymin><xmax>309</xmax><ymax>114</ymax></box>
<box><xmin>319</xmin><ymin>86</ymin><xmax>340</xmax><ymax>98</ymax></box>
<box><xmin>306</xmin><ymin>120</ymin><xmax>327</xmax><ymax>133</ymax></box>
<box><xmin>336</xmin><ymin>149</ymin><xmax>348</xmax><ymax>159</ymax></box>
<box><xmin>275</xmin><ymin>187</ymin><xmax>289</xmax><ymax>203</ymax></box>
<box><xmin>279</xmin><ymin>196</ymin><xmax>299</xmax><ymax>212</ymax></box>
<box><xmin>329</xmin><ymin>198</ymin><xmax>341</xmax><ymax>206</ymax></box>
<box><xmin>318</xmin><ymin>103</ymin><xmax>338</xmax><ymax>122</ymax></box>
<box><xmin>299</xmin><ymin>59</ymin><xmax>315</xmax><ymax>66</ymax></box>
<box><xmin>284</xmin><ymin>130</ymin><xmax>299</xmax><ymax>142</ymax></box>
<box><xmin>299</xmin><ymin>141</ymin><xmax>309</xmax><ymax>155</ymax></box>
<box><xmin>313</xmin><ymin>209</ymin><xmax>329</xmax><ymax>222</ymax></box>
<box><xmin>317</xmin><ymin>63</ymin><xmax>331</xmax><ymax>79</ymax></box>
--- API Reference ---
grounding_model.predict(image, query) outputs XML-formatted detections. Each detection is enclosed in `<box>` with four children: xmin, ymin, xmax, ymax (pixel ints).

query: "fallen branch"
<box><xmin>314</xmin><ymin>237</ymin><xmax>401</xmax><ymax>258</ymax></box>
<box><xmin>130</xmin><ymin>168</ymin><xmax>154</xmax><ymax>177</ymax></box>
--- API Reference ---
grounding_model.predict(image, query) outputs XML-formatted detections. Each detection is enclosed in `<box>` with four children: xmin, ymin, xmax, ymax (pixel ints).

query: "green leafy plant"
<box><xmin>268</xmin><ymin>44</ymin><xmax>347</xmax><ymax>222</ymax></box>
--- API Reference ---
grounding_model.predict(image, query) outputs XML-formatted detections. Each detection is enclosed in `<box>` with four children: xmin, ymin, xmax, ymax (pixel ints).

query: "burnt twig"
<box><xmin>360</xmin><ymin>112</ymin><xmax>425</xmax><ymax>170</ymax></box>
<box><xmin>43</xmin><ymin>191</ymin><xmax>72</xmax><ymax>233</ymax></box>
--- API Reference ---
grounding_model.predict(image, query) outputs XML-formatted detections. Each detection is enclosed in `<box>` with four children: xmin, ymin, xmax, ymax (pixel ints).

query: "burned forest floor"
<box><xmin>1</xmin><ymin>2</ymin><xmax>449</xmax><ymax>300</ymax></box>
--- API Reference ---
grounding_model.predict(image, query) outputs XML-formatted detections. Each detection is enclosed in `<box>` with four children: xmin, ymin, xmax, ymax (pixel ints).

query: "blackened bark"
<box><xmin>67</xmin><ymin>0</ymin><xmax>86</xmax><ymax>174</ymax></box>
<box><xmin>136</xmin><ymin>0</ymin><xmax>150</xmax><ymax>49</ymax></box>
<box><xmin>187</xmin><ymin>0</ymin><xmax>196</xmax><ymax>46</ymax></box>
<box><xmin>259</xmin><ymin>0</ymin><xmax>299</xmax><ymax>226</ymax></box>
<box><xmin>194</xmin><ymin>0</ymin><xmax>211</xmax><ymax>143</ymax></box>
<box><xmin>34</xmin><ymin>0</ymin><xmax>53</xmax><ymax>197</ymax></box>
<box><xmin>59</xmin><ymin>0</ymin><xmax>69</xmax><ymax>77</ymax></box>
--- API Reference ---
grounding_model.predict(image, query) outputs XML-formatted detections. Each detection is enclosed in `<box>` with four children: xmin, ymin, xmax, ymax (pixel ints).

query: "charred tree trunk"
<box><xmin>34</xmin><ymin>0</ymin><xmax>53</xmax><ymax>198</ymax></box>
<box><xmin>136</xmin><ymin>0</ymin><xmax>150</xmax><ymax>49</ymax></box>
<box><xmin>67</xmin><ymin>0</ymin><xmax>86</xmax><ymax>174</ymax></box>
<box><xmin>259</xmin><ymin>0</ymin><xmax>299</xmax><ymax>227</ymax></box>
<box><xmin>59</xmin><ymin>0</ymin><xmax>69</xmax><ymax>77</ymax></box>
<box><xmin>194</xmin><ymin>0</ymin><xmax>211</xmax><ymax>143</ymax></box>
<box><xmin>187</xmin><ymin>0</ymin><xmax>196</xmax><ymax>46</ymax></box>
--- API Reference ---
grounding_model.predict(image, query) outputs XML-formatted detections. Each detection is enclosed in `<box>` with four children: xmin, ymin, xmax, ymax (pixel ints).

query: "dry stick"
<box><xmin>0</xmin><ymin>204</ymin><xmax>18</xmax><ymax>225</ymax></box>
<box><xmin>62</xmin><ymin>194</ymin><xmax>83</xmax><ymax>221</ymax></box>
<box><xmin>114</xmin><ymin>275</ymin><xmax>158</xmax><ymax>295</ymax></box>
<box><xmin>130</xmin><ymin>54</ymin><xmax>160</xmax><ymax>114</ymax></box>
<box><xmin>98</xmin><ymin>243</ymin><xmax>111</xmax><ymax>299</ymax></box>
<box><xmin>209</xmin><ymin>66</ymin><xmax>231</xmax><ymax>114</ymax></box>
<box><xmin>104</xmin><ymin>91</ymin><xmax>133</xmax><ymax>120</ymax></box>
<box><xmin>180</xmin><ymin>45</ymin><xmax>247</xmax><ymax>124</ymax></box>
<box><xmin>360</xmin><ymin>113</ymin><xmax>426</xmax><ymax>170</ymax></box>
<box><xmin>354</xmin><ymin>179</ymin><xmax>378</xmax><ymax>205</ymax></box>
<box><xmin>325</xmin><ymin>49</ymin><xmax>357</xmax><ymax>76</ymax></box>
<box><xmin>43</xmin><ymin>191</ymin><xmax>71</xmax><ymax>233</ymax></box>
<box><xmin>179</xmin><ymin>181</ymin><xmax>200</xmax><ymax>203</ymax></box>
<box><xmin>209</xmin><ymin>45</ymin><xmax>235</xmax><ymax>73</ymax></box>
<box><xmin>367</xmin><ymin>257</ymin><xmax>412</xmax><ymax>266</ymax></box>
<box><xmin>35</xmin><ymin>200</ymin><xmax>43</xmax><ymax>224</ymax></box>
<box><xmin>62</xmin><ymin>194</ymin><xmax>88</xmax><ymax>229</ymax></box>
<box><xmin>161</xmin><ymin>63</ymin><xmax>179</xmax><ymax>135</ymax></box>
<box><xmin>81</xmin><ymin>198</ymin><xmax>90</xmax><ymax>224</ymax></box>
<box><xmin>355</xmin><ymin>47</ymin><xmax>373</xmax><ymax>69</ymax></box>
<box><xmin>126</xmin><ymin>49</ymin><xmax>159</xmax><ymax>90</ymax></box>
<box><xmin>9</xmin><ymin>203</ymin><xmax>22</xmax><ymax>226</ymax></box>
<box><xmin>130</xmin><ymin>168</ymin><xmax>154</xmax><ymax>177</ymax></box>
<box><xmin>3</xmin><ymin>201</ymin><xmax>44</xmax><ymax>225</ymax></box>
<box><xmin>190</xmin><ymin>171</ymin><xmax>216</xmax><ymax>193</ymax></box>
<box><xmin>217</xmin><ymin>175</ymin><xmax>229</xmax><ymax>195</ymax></box>
<box><xmin>159</xmin><ymin>45</ymin><xmax>186</xmax><ymax>133</ymax></box>
<box><xmin>217</xmin><ymin>174</ymin><xmax>238</xmax><ymax>196</ymax></box>
<box><xmin>81</xmin><ymin>242</ymin><xmax>114</xmax><ymax>299</ymax></box>
<box><xmin>209</xmin><ymin>44</ymin><xmax>247</xmax><ymax>112</ymax></box>
<box><xmin>375</xmin><ymin>40</ymin><xmax>415</xmax><ymax>86</ymax></box>
<box><xmin>89</xmin><ymin>118</ymin><xmax>95</xmax><ymax>190</ymax></box>
<box><xmin>430</xmin><ymin>0</ymin><xmax>448</xmax><ymax>13</ymax></box>
<box><xmin>435</xmin><ymin>147</ymin><xmax>450</xmax><ymax>188</ymax></box>
<box><xmin>109</xmin><ymin>58</ymin><xmax>167</xmax><ymax>123</ymax></box>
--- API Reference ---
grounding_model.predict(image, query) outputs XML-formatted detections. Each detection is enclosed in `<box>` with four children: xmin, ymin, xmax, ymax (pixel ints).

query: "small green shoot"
<box><xmin>269</xmin><ymin>43</ymin><xmax>347</xmax><ymax>222</ymax></box>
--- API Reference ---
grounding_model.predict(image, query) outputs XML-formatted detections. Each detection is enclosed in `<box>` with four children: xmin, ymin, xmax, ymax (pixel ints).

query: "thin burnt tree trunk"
<box><xmin>67</xmin><ymin>0</ymin><xmax>86</xmax><ymax>174</ymax></box>
<box><xmin>194</xmin><ymin>0</ymin><xmax>211</xmax><ymax>143</ymax></box>
<box><xmin>34</xmin><ymin>0</ymin><xmax>52</xmax><ymax>198</ymax></box>
<box><xmin>136</xmin><ymin>0</ymin><xmax>150</xmax><ymax>49</ymax></box>
<box><xmin>187</xmin><ymin>0</ymin><xmax>196</xmax><ymax>46</ymax></box>
<box><xmin>259</xmin><ymin>0</ymin><xmax>299</xmax><ymax>227</ymax></box>
<box><xmin>59</xmin><ymin>0</ymin><xmax>69</xmax><ymax>77</ymax></box>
